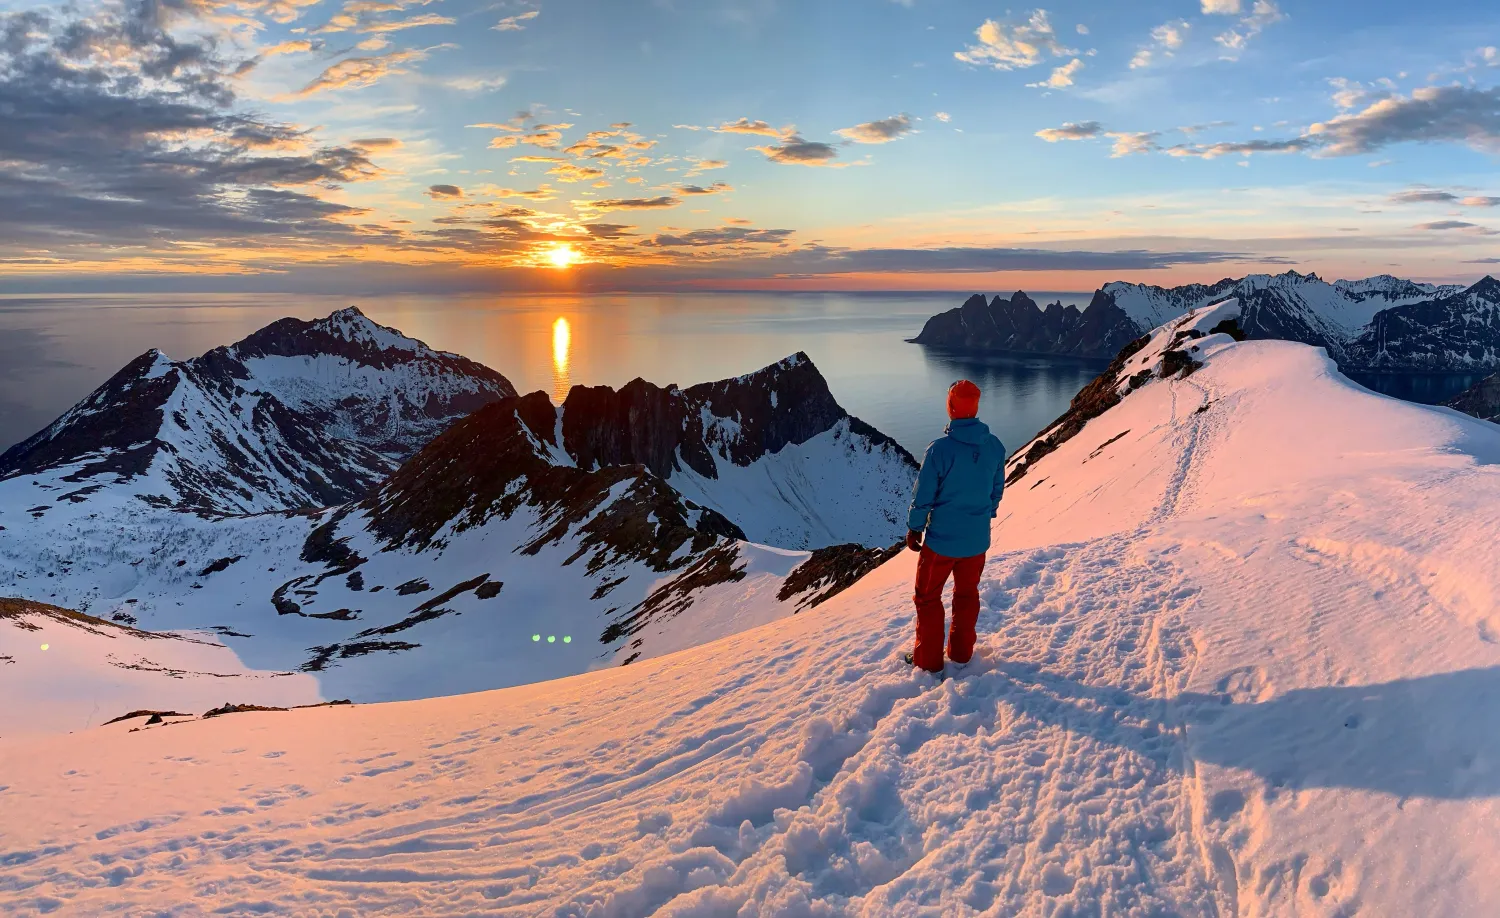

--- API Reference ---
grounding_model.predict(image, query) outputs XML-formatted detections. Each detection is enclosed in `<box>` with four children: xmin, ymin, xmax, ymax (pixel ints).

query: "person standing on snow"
<box><xmin>904</xmin><ymin>380</ymin><xmax>1007</xmax><ymax>673</ymax></box>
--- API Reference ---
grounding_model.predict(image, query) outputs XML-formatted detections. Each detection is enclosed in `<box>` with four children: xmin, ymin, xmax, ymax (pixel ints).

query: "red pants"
<box><xmin>912</xmin><ymin>546</ymin><xmax>985</xmax><ymax>673</ymax></box>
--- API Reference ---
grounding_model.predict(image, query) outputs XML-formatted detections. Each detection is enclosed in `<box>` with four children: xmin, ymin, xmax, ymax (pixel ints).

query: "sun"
<box><xmin>547</xmin><ymin>244</ymin><xmax>579</xmax><ymax>269</ymax></box>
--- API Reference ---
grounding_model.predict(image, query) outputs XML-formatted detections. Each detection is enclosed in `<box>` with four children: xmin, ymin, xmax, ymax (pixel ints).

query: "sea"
<box><xmin>0</xmin><ymin>291</ymin><xmax>1485</xmax><ymax>458</ymax></box>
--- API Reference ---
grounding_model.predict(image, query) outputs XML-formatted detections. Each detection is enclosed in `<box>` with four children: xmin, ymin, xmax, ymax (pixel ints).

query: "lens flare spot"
<box><xmin>532</xmin><ymin>634</ymin><xmax>541</xmax><ymax>642</ymax></box>
<box><xmin>563</xmin><ymin>636</ymin><xmax>572</xmax><ymax>643</ymax></box>
<box><xmin>40</xmin><ymin>644</ymin><xmax>49</xmax><ymax>651</ymax></box>
<box><xmin>547</xmin><ymin>635</ymin><xmax>556</xmax><ymax>643</ymax></box>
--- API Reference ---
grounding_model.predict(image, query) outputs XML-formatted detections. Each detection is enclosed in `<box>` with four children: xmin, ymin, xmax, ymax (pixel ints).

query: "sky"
<box><xmin>3</xmin><ymin>0</ymin><xmax>1500</xmax><ymax>293</ymax></box>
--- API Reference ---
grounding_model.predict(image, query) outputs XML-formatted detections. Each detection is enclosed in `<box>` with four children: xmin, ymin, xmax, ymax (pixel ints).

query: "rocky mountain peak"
<box><xmin>1</xmin><ymin>308</ymin><xmax>517</xmax><ymax>514</ymax></box>
<box><xmin>1466</xmin><ymin>275</ymin><xmax>1500</xmax><ymax>300</ymax></box>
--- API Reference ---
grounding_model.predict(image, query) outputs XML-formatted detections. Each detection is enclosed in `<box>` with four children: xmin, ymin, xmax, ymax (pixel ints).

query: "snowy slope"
<box><xmin>0</xmin><ymin>307</ymin><xmax>516</xmax><ymax>515</ymax></box>
<box><xmin>666</xmin><ymin>417</ymin><xmax>913</xmax><ymax>549</ymax></box>
<box><xmin>7</xmin><ymin>310</ymin><xmax>1500</xmax><ymax>914</ymax></box>
<box><xmin>0</xmin><ymin>598</ymin><xmax>320</xmax><ymax>738</ymax></box>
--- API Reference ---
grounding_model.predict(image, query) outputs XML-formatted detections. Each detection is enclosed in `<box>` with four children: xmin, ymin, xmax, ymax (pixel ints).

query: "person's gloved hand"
<box><xmin>906</xmin><ymin>530</ymin><xmax>923</xmax><ymax>553</ymax></box>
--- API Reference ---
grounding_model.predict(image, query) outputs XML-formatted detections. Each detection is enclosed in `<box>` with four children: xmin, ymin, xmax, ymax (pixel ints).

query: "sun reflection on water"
<box><xmin>551</xmin><ymin>316</ymin><xmax>571</xmax><ymax>403</ymax></box>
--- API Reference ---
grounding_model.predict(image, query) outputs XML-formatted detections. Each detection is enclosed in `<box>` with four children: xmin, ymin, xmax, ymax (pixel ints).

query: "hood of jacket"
<box><xmin>944</xmin><ymin>416</ymin><xmax>993</xmax><ymax>446</ymax></box>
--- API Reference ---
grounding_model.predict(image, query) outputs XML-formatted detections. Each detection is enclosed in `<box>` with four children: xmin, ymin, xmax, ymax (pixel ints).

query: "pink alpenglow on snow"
<box><xmin>6</xmin><ymin>311</ymin><xmax>1500</xmax><ymax>914</ymax></box>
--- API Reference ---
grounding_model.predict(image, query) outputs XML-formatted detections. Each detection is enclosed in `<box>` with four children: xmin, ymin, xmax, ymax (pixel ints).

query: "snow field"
<box><xmin>0</xmin><ymin>611</ymin><xmax>320</xmax><ymax>739</ymax></box>
<box><xmin>668</xmin><ymin>419</ymin><xmax>914</xmax><ymax>551</ymax></box>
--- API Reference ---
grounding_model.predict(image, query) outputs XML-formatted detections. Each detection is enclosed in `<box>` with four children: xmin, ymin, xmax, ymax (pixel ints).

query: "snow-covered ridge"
<box><xmin>0</xmin><ymin>307</ymin><xmax>517</xmax><ymax>514</ymax></box>
<box><xmin>913</xmin><ymin>271</ymin><xmax>1500</xmax><ymax>372</ymax></box>
<box><xmin>10</xmin><ymin>300</ymin><xmax>1500</xmax><ymax>914</ymax></box>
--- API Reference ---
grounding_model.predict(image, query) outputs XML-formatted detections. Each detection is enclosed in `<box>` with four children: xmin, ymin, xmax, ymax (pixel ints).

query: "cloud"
<box><xmin>1107</xmin><ymin>131</ymin><xmax>1162</xmax><ymax>157</ymax></box>
<box><xmin>264</xmin><ymin>38</ymin><xmax>317</xmax><ymax>57</ymax></box>
<box><xmin>647</xmin><ymin>227</ymin><xmax>794</xmax><ymax>247</ymax></box>
<box><xmin>1328</xmin><ymin>77</ymin><xmax>1393</xmax><ymax>112</ymax></box>
<box><xmin>494</xmin><ymin>10</ymin><xmax>538</xmax><ymax>30</ymax></box>
<box><xmin>1389</xmin><ymin>187</ymin><xmax>1462</xmax><ymax>205</ymax></box>
<box><xmin>1202</xmin><ymin>0</ymin><xmax>1240</xmax><ymax>13</ymax></box>
<box><xmin>488</xmin><ymin>124</ymin><xmax>571</xmax><ymax>148</ymax></box>
<box><xmin>351</xmin><ymin>137</ymin><xmax>403</xmax><ymax>149</ymax></box>
<box><xmin>1035</xmin><ymin>121</ymin><xmax>1102</xmax><ymax>142</ymax></box>
<box><xmin>834</xmin><ymin>114</ymin><xmax>914</xmax><ymax>143</ymax></box>
<box><xmin>1164</xmin><ymin>136</ymin><xmax>1314</xmax><ymax>158</ymax></box>
<box><xmin>478</xmin><ymin>184</ymin><xmax>556</xmax><ymax>201</ymax></box>
<box><xmin>1215</xmin><ymin>0</ymin><xmax>1283</xmax><ymax>57</ymax></box>
<box><xmin>296</xmin><ymin>48</ymin><xmax>430</xmax><ymax>95</ymax></box>
<box><xmin>1076</xmin><ymin>23</ymin><xmax>1088</xmax><ymax>35</ymax></box>
<box><xmin>677</xmin><ymin>182</ymin><xmax>733</xmax><ymax>195</ymax></box>
<box><xmin>751</xmin><ymin>135</ymin><xmax>841</xmax><ymax>166</ymax></box>
<box><xmin>1071</xmin><ymin>84</ymin><xmax>1500</xmax><ymax>165</ymax></box>
<box><xmin>1177</xmin><ymin>121</ymin><xmax>1234</xmax><ymax>135</ymax></box>
<box><xmin>579</xmin><ymin>196</ymin><xmax>680</xmax><ymax>211</ymax></box>
<box><xmin>1308</xmin><ymin>85</ymin><xmax>1500</xmax><ymax>156</ymax></box>
<box><xmin>954</xmin><ymin>10</ymin><xmax>1075</xmax><ymax>71</ymax></box>
<box><xmin>1131</xmin><ymin>20</ymin><xmax>1189</xmax><ymax>69</ymax></box>
<box><xmin>715</xmin><ymin>118</ymin><xmax>792</xmax><ymax>138</ymax></box>
<box><xmin>688</xmin><ymin>159</ymin><xmax>728</xmax><ymax>170</ymax></box>
<box><xmin>0</xmin><ymin>2</ymin><xmax>388</xmax><ymax>256</ymax></box>
<box><xmin>547</xmin><ymin>163</ymin><xmax>605</xmax><ymax>182</ymax></box>
<box><xmin>427</xmin><ymin>184</ymin><xmax>463</xmax><ymax>198</ymax></box>
<box><xmin>726</xmin><ymin>245</ymin><xmax>1279</xmax><ymax>277</ymax></box>
<box><xmin>1029</xmin><ymin>57</ymin><xmax>1082</xmax><ymax>88</ymax></box>
<box><xmin>1153</xmin><ymin>21</ymin><xmax>1188</xmax><ymax>49</ymax></box>
<box><xmin>1415</xmin><ymin>220</ymin><xmax>1497</xmax><ymax>234</ymax></box>
<box><xmin>358</xmin><ymin>12</ymin><xmax>453</xmax><ymax>32</ymax></box>
<box><xmin>934</xmin><ymin>111</ymin><xmax>951</xmax><ymax>122</ymax></box>
<box><xmin>563</xmin><ymin>128</ymin><xmax>657</xmax><ymax>159</ymax></box>
<box><xmin>442</xmin><ymin>75</ymin><xmax>506</xmax><ymax>92</ymax></box>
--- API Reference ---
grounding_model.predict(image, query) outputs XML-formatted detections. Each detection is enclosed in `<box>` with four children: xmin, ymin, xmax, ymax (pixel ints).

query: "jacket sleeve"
<box><xmin>990</xmin><ymin>439</ymin><xmax>1006</xmax><ymax>517</ymax></box>
<box><xmin>907</xmin><ymin>442</ymin><xmax>942</xmax><ymax>533</ymax></box>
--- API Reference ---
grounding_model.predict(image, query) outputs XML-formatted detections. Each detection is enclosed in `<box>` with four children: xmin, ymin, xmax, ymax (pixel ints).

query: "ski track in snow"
<box><xmin>6</xmin><ymin>337</ymin><xmax>1500</xmax><ymax>914</ymax></box>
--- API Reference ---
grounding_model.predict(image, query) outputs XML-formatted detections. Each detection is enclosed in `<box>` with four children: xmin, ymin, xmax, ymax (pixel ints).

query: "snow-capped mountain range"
<box><xmin>0</xmin><ymin>310</ymin><xmax>917</xmax><ymax>706</ymax></box>
<box><xmin>0</xmin><ymin>307</ymin><xmax>517</xmax><ymax>515</ymax></box>
<box><xmin>910</xmin><ymin>271</ymin><xmax>1498</xmax><ymax>372</ymax></box>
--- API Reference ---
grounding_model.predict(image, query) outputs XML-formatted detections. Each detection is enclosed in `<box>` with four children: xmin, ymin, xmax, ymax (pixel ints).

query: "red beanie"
<box><xmin>947</xmin><ymin>379</ymin><xmax>981</xmax><ymax>419</ymax></box>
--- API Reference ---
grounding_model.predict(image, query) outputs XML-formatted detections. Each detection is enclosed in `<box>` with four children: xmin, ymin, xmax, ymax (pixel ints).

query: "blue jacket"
<box><xmin>907</xmin><ymin>417</ymin><xmax>1006</xmax><ymax>559</ymax></box>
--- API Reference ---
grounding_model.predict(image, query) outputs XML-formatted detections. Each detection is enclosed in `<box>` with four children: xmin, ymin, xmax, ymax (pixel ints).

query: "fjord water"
<box><xmin>0</xmin><ymin>292</ymin><xmax>1104</xmax><ymax>457</ymax></box>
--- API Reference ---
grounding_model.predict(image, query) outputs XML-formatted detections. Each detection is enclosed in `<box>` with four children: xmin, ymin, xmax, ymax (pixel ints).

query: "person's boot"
<box><xmin>902</xmin><ymin>651</ymin><xmax>943</xmax><ymax>676</ymax></box>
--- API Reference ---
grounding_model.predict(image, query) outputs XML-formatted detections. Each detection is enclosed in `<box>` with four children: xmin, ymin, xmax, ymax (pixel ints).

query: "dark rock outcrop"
<box><xmin>909</xmin><ymin>291</ymin><xmax>1140</xmax><ymax>358</ymax></box>
<box><xmin>1447</xmin><ymin>370</ymin><xmax>1500</xmax><ymax>422</ymax></box>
